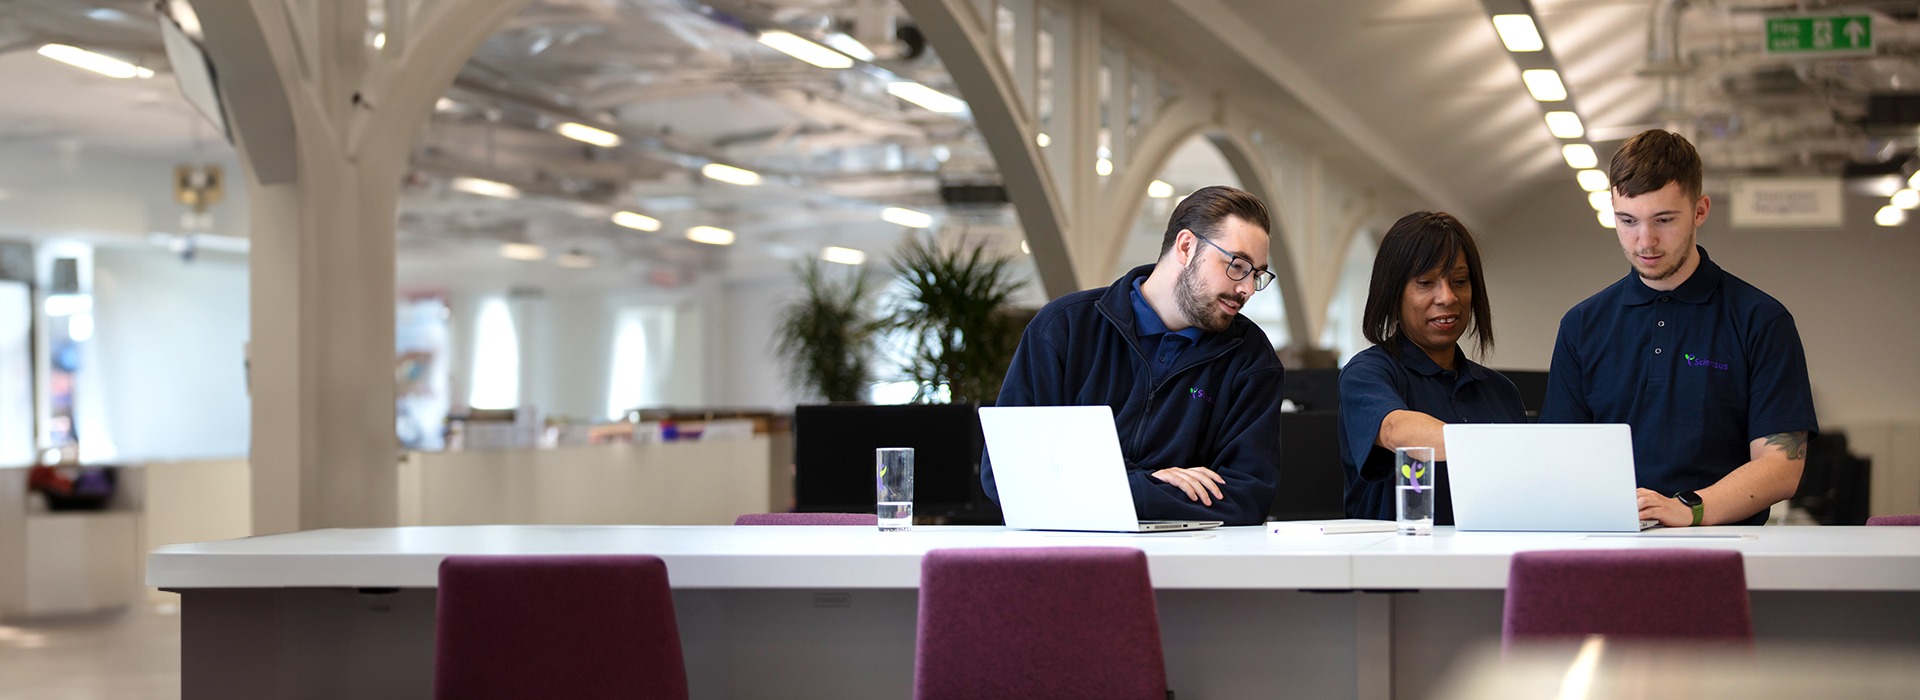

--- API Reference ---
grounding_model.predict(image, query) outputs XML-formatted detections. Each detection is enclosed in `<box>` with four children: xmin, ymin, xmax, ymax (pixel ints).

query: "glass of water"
<box><xmin>1395</xmin><ymin>446</ymin><xmax>1435</xmax><ymax>536</ymax></box>
<box><xmin>876</xmin><ymin>447</ymin><xmax>914</xmax><ymax>531</ymax></box>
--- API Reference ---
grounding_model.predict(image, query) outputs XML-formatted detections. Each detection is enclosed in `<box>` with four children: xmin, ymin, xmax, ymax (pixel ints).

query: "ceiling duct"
<box><xmin>1648</xmin><ymin>0</ymin><xmax>1920</xmax><ymax>176</ymax></box>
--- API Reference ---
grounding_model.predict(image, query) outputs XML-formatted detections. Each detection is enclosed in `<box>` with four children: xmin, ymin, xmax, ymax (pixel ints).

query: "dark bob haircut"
<box><xmin>1159</xmin><ymin>185</ymin><xmax>1272</xmax><ymax>257</ymax></box>
<box><xmin>1360</xmin><ymin>211</ymin><xmax>1494</xmax><ymax>358</ymax></box>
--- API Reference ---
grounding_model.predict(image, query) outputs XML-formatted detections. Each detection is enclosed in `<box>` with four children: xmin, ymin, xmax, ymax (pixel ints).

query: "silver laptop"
<box><xmin>1444</xmin><ymin>424</ymin><xmax>1651</xmax><ymax>532</ymax></box>
<box><xmin>980</xmin><ymin>405</ymin><xmax>1222</xmax><ymax>532</ymax></box>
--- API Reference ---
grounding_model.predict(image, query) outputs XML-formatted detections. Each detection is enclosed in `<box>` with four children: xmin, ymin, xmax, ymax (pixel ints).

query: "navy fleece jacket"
<box><xmin>983</xmin><ymin>264</ymin><xmax>1284</xmax><ymax>525</ymax></box>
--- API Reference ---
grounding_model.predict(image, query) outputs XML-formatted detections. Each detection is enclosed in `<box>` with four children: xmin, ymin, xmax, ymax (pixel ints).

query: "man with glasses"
<box><xmin>984</xmin><ymin>185</ymin><xmax>1284</xmax><ymax>525</ymax></box>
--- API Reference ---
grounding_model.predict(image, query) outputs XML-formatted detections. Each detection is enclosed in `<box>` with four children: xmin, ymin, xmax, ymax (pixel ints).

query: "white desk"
<box><xmin>150</xmin><ymin>525</ymin><xmax>1920</xmax><ymax>700</ymax></box>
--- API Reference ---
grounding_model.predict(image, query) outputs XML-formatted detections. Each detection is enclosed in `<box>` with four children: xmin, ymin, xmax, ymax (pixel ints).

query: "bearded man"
<box><xmin>983</xmin><ymin>185</ymin><xmax>1285</xmax><ymax>525</ymax></box>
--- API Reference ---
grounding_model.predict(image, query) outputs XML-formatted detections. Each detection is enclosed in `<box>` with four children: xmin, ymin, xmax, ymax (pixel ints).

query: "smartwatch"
<box><xmin>1674</xmin><ymin>490</ymin><xmax>1704</xmax><ymax>527</ymax></box>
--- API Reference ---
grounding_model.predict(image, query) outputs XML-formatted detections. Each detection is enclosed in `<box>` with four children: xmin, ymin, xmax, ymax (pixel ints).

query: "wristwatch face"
<box><xmin>1675</xmin><ymin>490</ymin><xmax>1703</xmax><ymax>507</ymax></box>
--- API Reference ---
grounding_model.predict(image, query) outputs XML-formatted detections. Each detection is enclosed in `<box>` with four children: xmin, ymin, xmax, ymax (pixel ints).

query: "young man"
<box><xmin>983</xmin><ymin>185</ymin><xmax>1284</xmax><ymax>525</ymax></box>
<box><xmin>1540</xmin><ymin>129</ymin><xmax>1817</xmax><ymax>527</ymax></box>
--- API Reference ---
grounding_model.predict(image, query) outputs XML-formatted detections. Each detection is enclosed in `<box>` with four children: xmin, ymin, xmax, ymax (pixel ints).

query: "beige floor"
<box><xmin>0</xmin><ymin>604</ymin><xmax>179</xmax><ymax>700</ymax></box>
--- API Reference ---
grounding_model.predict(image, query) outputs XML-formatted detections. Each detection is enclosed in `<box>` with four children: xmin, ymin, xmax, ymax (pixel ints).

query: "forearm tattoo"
<box><xmin>1765</xmin><ymin>431</ymin><xmax>1808</xmax><ymax>460</ymax></box>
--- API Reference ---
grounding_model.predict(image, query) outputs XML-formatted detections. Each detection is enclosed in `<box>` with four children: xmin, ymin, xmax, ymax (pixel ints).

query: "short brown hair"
<box><xmin>1361</xmin><ymin>211</ymin><xmax>1494</xmax><ymax>358</ymax></box>
<box><xmin>1159</xmin><ymin>185</ymin><xmax>1272</xmax><ymax>257</ymax></box>
<box><xmin>1609</xmin><ymin>129</ymin><xmax>1702</xmax><ymax>200</ymax></box>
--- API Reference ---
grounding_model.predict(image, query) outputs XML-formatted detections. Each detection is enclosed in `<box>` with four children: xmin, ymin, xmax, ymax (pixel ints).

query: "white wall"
<box><xmin>91</xmin><ymin>246</ymin><xmax>250</xmax><ymax>461</ymax></box>
<box><xmin>0</xmin><ymin>142</ymin><xmax>248</xmax><ymax>242</ymax></box>
<box><xmin>718</xmin><ymin>277</ymin><xmax>805</xmax><ymax>409</ymax></box>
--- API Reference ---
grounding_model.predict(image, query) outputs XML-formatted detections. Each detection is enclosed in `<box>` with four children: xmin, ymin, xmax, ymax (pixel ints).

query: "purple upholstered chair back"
<box><xmin>733</xmin><ymin>512</ymin><xmax>879</xmax><ymax>526</ymax></box>
<box><xmin>914</xmin><ymin>547</ymin><xmax>1167</xmax><ymax>700</ymax></box>
<box><xmin>435</xmin><ymin>555</ymin><xmax>689</xmax><ymax>700</ymax></box>
<box><xmin>1866</xmin><ymin>514</ymin><xmax>1920</xmax><ymax>526</ymax></box>
<box><xmin>1503</xmin><ymin>548</ymin><xmax>1753</xmax><ymax>648</ymax></box>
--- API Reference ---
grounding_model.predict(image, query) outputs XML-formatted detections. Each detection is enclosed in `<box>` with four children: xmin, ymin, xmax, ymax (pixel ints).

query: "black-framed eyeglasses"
<box><xmin>1194</xmin><ymin>235</ymin><xmax>1275</xmax><ymax>291</ymax></box>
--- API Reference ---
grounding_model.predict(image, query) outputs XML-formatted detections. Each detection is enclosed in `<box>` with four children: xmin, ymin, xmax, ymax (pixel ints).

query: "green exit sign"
<box><xmin>1767</xmin><ymin>15</ymin><xmax>1872</xmax><ymax>54</ymax></box>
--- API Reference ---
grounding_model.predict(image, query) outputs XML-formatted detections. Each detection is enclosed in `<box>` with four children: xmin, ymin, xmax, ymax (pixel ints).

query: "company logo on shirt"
<box><xmin>1682</xmin><ymin>353</ymin><xmax>1729</xmax><ymax>371</ymax></box>
<box><xmin>1187</xmin><ymin>387</ymin><xmax>1215</xmax><ymax>404</ymax></box>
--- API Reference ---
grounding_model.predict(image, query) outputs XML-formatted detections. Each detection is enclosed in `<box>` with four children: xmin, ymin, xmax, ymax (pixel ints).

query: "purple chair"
<box><xmin>914</xmin><ymin>547</ymin><xmax>1168</xmax><ymax>700</ymax></box>
<box><xmin>1503</xmin><ymin>548</ymin><xmax>1753</xmax><ymax>647</ymax></box>
<box><xmin>733</xmin><ymin>512</ymin><xmax>879</xmax><ymax>526</ymax></box>
<box><xmin>1866</xmin><ymin>514</ymin><xmax>1920</xmax><ymax>526</ymax></box>
<box><xmin>435</xmin><ymin>555</ymin><xmax>688</xmax><ymax>700</ymax></box>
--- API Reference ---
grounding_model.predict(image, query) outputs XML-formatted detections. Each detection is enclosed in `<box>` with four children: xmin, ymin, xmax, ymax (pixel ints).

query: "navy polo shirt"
<box><xmin>1337</xmin><ymin>340</ymin><xmax>1527</xmax><ymax>524</ymax></box>
<box><xmin>1540</xmin><ymin>246</ymin><xmax>1817</xmax><ymax>526</ymax></box>
<box><xmin>1131</xmin><ymin>279</ymin><xmax>1204</xmax><ymax>386</ymax></box>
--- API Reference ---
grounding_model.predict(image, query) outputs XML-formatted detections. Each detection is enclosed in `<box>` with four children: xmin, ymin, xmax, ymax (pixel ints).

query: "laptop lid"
<box><xmin>980</xmin><ymin>405</ymin><xmax>1216</xmax><ymax>532</ymax></box>
<box><xmin>1443</xmin><ymin>424</ymin><xmax>1641</xmax><ymax>532</ymax></box>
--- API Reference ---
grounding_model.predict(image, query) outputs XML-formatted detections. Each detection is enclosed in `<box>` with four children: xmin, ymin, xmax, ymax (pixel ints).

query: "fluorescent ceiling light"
<box><xmin>882</xmin><ymin>207</ymin><xmax>934</xmax><ymax>228</ymax></box>
<box><xmin>758</xmin><ymin>31</ymin><xmax>853</xmax><ymax>69</ymax></box>
<box><xmin>451</xmin><ymin>176</ymin><xmax>520</xmax><ymax>199</ymax></box>
<box><xmin>1521</xmin><ymin>69</ymin><xmax>1567</xmax><ymax>101</ymax></box>
<box><xmin>499</xmin><ymin>243</ymin><xmax>547</xmax><ymax>261</ymax></box>
<box><xmin>1588</xmin><ymin>191</ymin><xmax>1612</xmax><ymax>211</ymax></box>
<box><xmin>888</xmin><ymin>81</ymin><xmax>967</xmax><ymax>114</ymax></box>
<box><xmin>1562</xmin><ymin>144</ymin><xmax>1598</xmax><ymax>169</ymax></box>
<box><xmin>701</xmin><ymin>163</ymin><xmax>762</xmax><ymax>186</ymax></box>
<box><xmin>1876</xmin><ymin>205</ymin><xmax>1905</xmax><ymax>227</ymax></box>
<box><xmin>1895</xmin><ymin>189</ymin><xmax>1920</xmax><ymax>210</ymax></box>
<box><xmin>686</xmin><ymin>226</ymin><xmax>736</xmax><ymax>245</ymax></box>
<box><xmin>38</xmin><ymin>44</ymin><xmax>153</xmax><ymax>79</ymax></box>
<box><xmin>1576</xmin><ymin>169</ymin><xmax>1610</xmax><ymax>192</ymax></box>
<box><xmin>1909</xmin><ymin>171</ymin><xmax>1920</xmax><ymax>190</ymax></box>
<box><xmin>1035</xmin><ymin>132</ymin><xmax>1051</xmax><ymax>148</ymax></box>
<box><xmin>373</xmin><ymin>32</ymin><xmax>386</xmax><ymax>49</ymax></box>
<box><xmin>821</xmin><ymin>246</ymin><xmax>867</xmax><ymax>265</ymax></box>
<box><xmin>557</xmin><ymin>251</ymin><xmax>596</xmax><ymax>269</ymax></box>
<box><xmin>1491</xmin><ymin>15</ymin><xmax>1544</xmax><ymax>52</ymax></box>
<box><xmin>557</xmin><ymin>122</ymin><xmax>621</xmax><ymax>148</ymax></box>
<box><xmin>1597</xmin><ymin>209</ymin><xmax>1616</xmax><ymax>229</ymax></box>
<box><xmin>1148</xmin><ymin>180</ymin><xmax>1175</xmax><ymax>198</ymax></box>
<box><xmin>1095</xmin><ymin>158</ymin><xmax>1113</xmax><ymax>177</ymax></box>
<box><xmin>1543</xmin><ymin>111</ymin><xmax>1584</xmax><ymax>139</ymax></box>
<box><xmin>435</xmin><ymin>97</ymin><xmax>458</xmax><ymax>112</ymax></box>
<box><xmin>823</xmin><ymin>33</ymin><xmax>875</xmax><ymax>62</ymax></box>
<box><xmin>612</xmin><ymin>211</ymin><xmax>661</xmax><ymax>232</ymax></box>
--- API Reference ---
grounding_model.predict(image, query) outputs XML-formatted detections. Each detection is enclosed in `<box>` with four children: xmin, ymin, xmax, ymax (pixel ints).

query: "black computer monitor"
<box><xmin>1270</xmin><ymin>411</ymin><xmax>1348</xmax><ymax>520</ymax></box>
<box><xmin>1282</xmin><ymin>368</ymin><xmax>1342</xmax><ymax>412</ymax></box>
<box><xmin>1497</xmin><ymin>369</ymin><xmax>1550</xmax><ymax>419</ymax></box>
<box><xmin>792</xmin><ymin>404</ymin><xmax>988</xmax><ymax>519</ymax></box>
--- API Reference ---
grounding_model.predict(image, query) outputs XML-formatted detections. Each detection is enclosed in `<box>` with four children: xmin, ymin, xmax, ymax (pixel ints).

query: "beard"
<box><xmin>1631</xmin><ymin>240</ymin><xmax>1693</xmax><ymax>282</ymax></box>
<box><xmin>1174</xmin><ymin>261</ymin><xmax>1237</xmax><ymax>333</ymax></box>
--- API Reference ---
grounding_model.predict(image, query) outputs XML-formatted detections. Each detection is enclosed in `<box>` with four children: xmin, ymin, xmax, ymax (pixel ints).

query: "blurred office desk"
<box><xmin>149</xmin><ymin>525</ymin><xmax>1920</xmax><ymax>700</ymax></box>
<box><xmin>1432</xmin><ymin>638</ymin><xmax>1920</xmax><ymax>700</ymax></box>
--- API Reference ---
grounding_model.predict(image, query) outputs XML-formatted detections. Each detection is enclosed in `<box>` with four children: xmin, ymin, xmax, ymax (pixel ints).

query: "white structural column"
<box><xmin>192</xmin><ymin>0</ymin><xmax>532</xmax><ymax>532</ymax></box>
<box><xmin>899</xmin><ymin>0</ymin><xmax>1076</xmax><ymax>297</ymax></box>
<box><xmin>899</xmin><ymin>0</ymin><xmax>1315</xmax><ymax>343</ymax></box>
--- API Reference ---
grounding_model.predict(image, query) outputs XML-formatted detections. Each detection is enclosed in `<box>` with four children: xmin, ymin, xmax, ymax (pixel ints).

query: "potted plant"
<box><xmin>773</xmin><ymin>259</ymin><xmax>884</xmax><ymax>403</ymax></box>
<box><xmin>888</xmin><ymin>235</ymin><xmax>1024</xmax><ymax>405</ymax></box>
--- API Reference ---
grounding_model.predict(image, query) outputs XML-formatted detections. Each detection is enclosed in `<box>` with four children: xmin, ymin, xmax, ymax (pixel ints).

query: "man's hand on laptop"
<box><xmin>1635</xmin><ymin>488</ymin><xmax>1692</xmax><ymax>527</ymax></box>
<box><xmin>1153</xmin><ymin>467</ymin><xmax>1226</xmax><ymax>505</ymax></box>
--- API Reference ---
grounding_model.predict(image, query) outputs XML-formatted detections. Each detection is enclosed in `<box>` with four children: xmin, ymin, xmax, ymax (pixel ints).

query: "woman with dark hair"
<box><xmin>1336</xmin><ymin>211</ymin><xmax>1526</xmax><ymax>524</ymax></box>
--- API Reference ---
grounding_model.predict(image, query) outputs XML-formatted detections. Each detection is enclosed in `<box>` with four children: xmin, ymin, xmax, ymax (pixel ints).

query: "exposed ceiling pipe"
<box><xmin>1645</xmin><ymin>0</ymin><xmax>1691</xmax><ymax>134</ymax></box>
